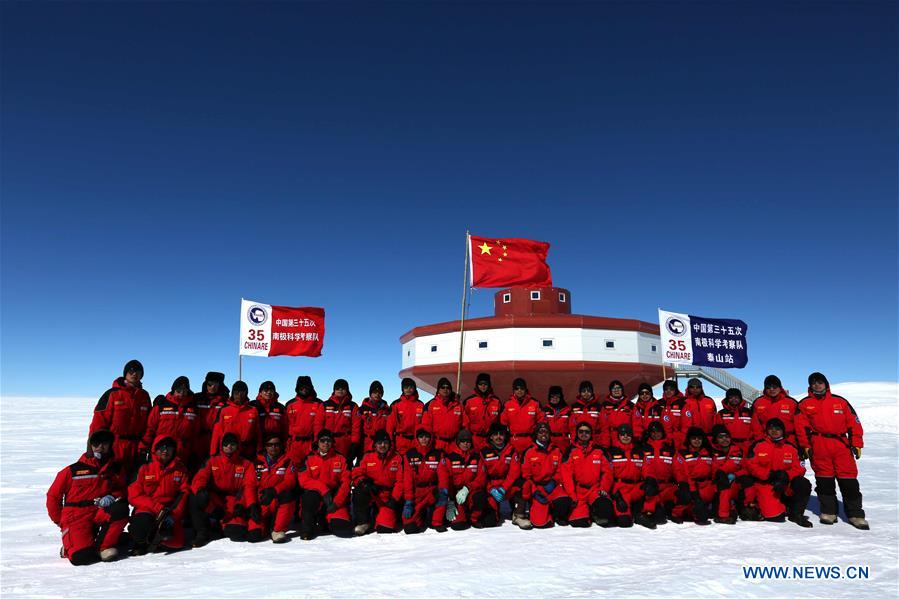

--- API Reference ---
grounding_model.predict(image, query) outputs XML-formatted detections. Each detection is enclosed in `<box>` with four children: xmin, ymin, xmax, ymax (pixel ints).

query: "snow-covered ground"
<box><xmin>1</xmin><ymin>382</ymin><xmax>896</xmax><ymax>598</ymax></box>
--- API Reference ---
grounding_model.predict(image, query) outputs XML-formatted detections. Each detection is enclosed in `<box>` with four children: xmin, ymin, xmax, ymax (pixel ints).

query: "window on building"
<box><xmin>502</xmin><ymin>293</ymin><xmax>511</xmax><ymax>303</ymax></box>
<box><xmin>478</xmin><ymin>341</ymin><xmax>488</xmax><ymax>349</ymax></box>
<box><xmin>530</xmin><ymin>291</ymin><xmax>541</xmax><ymax>300</ymax></box>
<box><xmin>430</xmin><ymin>345</ymin><xmax>437</xmax><ymax>353</ymax></box>
<box><xmin>542</xmin><ymin>339</ymin><xmax>554</xmax><ymax>348</ymax></box>
<box><xmin>605</xmin><ymin>340</ymin><xmax>615</xmax><ymax>349</ymax></box>
<box><xmin>651</xmin><ymin>345</ymin><xmax>657</xmax><ymax>352</ymax></box>
<box><xmin>559</xmin><ymin>293</ymin><xmax>566</xmax><ymax>303</ymax></box>
<box><xmin>407</xmin><ymin>350</ymin><xmax>411</xmax><ymax>357</ymax></box>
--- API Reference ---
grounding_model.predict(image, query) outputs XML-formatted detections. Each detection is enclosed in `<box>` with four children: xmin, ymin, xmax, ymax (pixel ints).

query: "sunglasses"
<box><xmin>611</xmin><ymin>386</ymin><xmax>623</xmax><ymax>391</ymax></box>
<box><xmin>127</xmin><ymin>368</ymin><xmax>142</xmax><ymax>375</ymax></box>
<box><xmin>265</xmin><ymin>441</ymin><xmax>282</xmax><ymax>446</ymax></box>
<box><xmin>688</xmin><ymin>385</ymin><xmax>701</xmax><ymax>389</ymax></box>
<box><xmin>513</xmin><ymin>386</ymin><xmax>525</xmax><ymax>390</ymax></box>
<box><xmin>639</xmin><ymin>390</ymin><xmax>652</xmax><ymax>395</ymax></box>
<box><xmin>439</xmin><ymin>385</ymin><xmax>451</xmax><ymax>389</ymax></box>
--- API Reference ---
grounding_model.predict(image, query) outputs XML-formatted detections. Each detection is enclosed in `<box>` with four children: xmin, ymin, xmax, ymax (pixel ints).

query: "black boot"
<box><xmin>815</xmin><ymin>477</ymin><xmax>838</xmax><ymax>524</ymax></box>
<box><xmin>837</xmin><ymin>478</ymin><xmax>869</xmax><ymax>529</ymax></box>
<box><xmin>634</xmin><ymin>512</ymin><xmax>657</xmax><ymax>529</ymax></box>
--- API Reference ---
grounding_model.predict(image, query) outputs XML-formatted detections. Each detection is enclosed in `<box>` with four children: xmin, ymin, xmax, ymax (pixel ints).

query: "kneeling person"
<box><xmin>252</xmin><ymin>433</ymin><xmax>299</xmax><ymax>543</ymax></box>
<box><xmin>190</xmin><ymin>433</ymin><xmax>260</xmax><ymax>546</ymax></box>
<box><xmin>351</xmin><ymin>430</ymin><xmax>404</xmax><ymax>535</ymax></box>
<box><xmin>297</xmin><ymin>429</ymin><xmax>352</xmax><ymax>540</ymax></box>
<box><xmin>46</xmin><ymin>429</ymin><xmax>129</xmax><ymax>565</ymax></box>
<box><xmin>128</xmin><ymin>436</ymin><xmax>190</xmax><ymax>554</ymax></box>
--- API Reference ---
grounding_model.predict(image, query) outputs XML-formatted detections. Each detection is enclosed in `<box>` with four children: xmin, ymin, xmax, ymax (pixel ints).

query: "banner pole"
<box><xmin>455</xmin><ymin>231</ymin><xmax>471</xmax><ymax>394</ymax></box>
<box><xmin>662</xmin><ymin>362</ymin><xmax>667</xmax><ymax>381</ymax></box>
<box><xmin>239</xmin><ymin>355</ymin><xmax>243</xmax><ymax>382</ymax></box>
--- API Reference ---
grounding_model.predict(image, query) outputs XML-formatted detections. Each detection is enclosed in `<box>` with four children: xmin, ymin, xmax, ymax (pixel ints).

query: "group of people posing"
<box><xmin>46</xmin><ymin>360</ymin><xmax>870</xmax><ymax>566</ymax></box>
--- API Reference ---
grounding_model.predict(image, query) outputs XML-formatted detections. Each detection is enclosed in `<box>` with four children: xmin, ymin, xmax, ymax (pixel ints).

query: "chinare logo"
<box><xmin>666</xmin><ymin>317</ymin><xmax>686</xmax><ymax>337</ymax></box>
<box><xmin>247</xmin><ymin>304</ymin><xmax>268</xmax><ymax>326</ymax></box>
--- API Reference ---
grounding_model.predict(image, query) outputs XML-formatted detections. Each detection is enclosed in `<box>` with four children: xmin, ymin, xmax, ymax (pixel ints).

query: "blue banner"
<box><xmin>689</xmin><ymin>315</ymin><xmax>748</xmax><ymax>368</ymax></box>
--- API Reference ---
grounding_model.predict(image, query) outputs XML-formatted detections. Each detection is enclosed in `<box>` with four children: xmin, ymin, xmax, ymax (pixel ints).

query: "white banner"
<box><xmin>240</xmin><ymin>299</ymin><xmax>274</xmax><ymax>356</ymax></box>
<box><xmin>658</xmin><ymin>309</ymin><xmax>693</xmax><ymax>365</ymax></box>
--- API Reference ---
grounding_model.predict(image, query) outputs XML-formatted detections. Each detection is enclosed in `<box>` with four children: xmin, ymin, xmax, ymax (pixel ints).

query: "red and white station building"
<box><xmin>399</xmin><ymin>286</ymin><xmax>665</xmax><ymax>400</ymax></box>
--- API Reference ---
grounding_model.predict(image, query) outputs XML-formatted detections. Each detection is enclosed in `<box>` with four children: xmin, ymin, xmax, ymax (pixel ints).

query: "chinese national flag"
<box><xmin>469</xmin><ymin>235</ymin><xmax>553</xmax><ymax>288</ymax></box>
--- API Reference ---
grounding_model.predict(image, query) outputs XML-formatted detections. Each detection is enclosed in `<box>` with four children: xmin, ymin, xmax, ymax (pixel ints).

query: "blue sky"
<box><xmin>2</xmin><ymin>2</ymin><xmax>896</xmax><ymax>401</ymax></box>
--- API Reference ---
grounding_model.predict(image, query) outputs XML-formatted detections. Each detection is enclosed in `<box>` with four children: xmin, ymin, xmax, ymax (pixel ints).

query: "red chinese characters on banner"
<box><xmin>240</xmin><ymin>299</ymin><xmax>324</xmax><ymax>357</ymax></box>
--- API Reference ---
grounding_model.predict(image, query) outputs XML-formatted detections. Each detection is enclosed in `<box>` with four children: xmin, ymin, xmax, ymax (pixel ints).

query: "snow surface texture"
<box><xmin>1</xmin><ymin>382</ymin><xmax>896</xmax><ymax>598</ymax></box>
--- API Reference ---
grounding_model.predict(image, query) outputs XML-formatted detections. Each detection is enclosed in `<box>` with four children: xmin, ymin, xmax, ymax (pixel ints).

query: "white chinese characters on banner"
<box><xmin>658</xmin><ymin>309</ymin><xmax>693</xmax><ymax>365</ymax></box>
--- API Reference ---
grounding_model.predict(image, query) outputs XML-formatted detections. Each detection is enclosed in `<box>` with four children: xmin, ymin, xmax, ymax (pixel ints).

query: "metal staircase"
<box><xmin>671</xmin><ymin>364</ymin><xmax>761</xmax><ymax>403</ymax></box>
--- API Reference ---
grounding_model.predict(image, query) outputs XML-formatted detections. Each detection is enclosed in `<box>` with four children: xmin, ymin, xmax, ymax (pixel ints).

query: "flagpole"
<box><xmin>455</xmin><ymin>231</ymin><xmax>471</xmax><ymax>394</ymax></box>
<box><xmin>239</xmin><ymin>298</ymin><xmax>243</xmax><ymax>382</ymax></box>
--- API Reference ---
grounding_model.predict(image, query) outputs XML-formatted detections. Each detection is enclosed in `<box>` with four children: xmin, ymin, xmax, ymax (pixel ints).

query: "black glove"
<box><xmin>769</xmin><ymin>470</ymin><xmax>789</xmax><ymax>493</ymax></box>
<box><xmin>193</xmin><ymin>489</ymin><xmax>209</xmax><ymax>510</ymax></box>
<box><xmin>249</xmin><ymin>503</ymin><xmax>262</xmax><ymax>524</ymax></box>
<box><xmin>139</xmin><ymin>449</ymin><xmax>151</xmax><ymax>465</ymax></box>
<box><xmin>233</xmin><ymin>504</ymin><xmax>247</xmax><ymax>519</ymax></box>
<box><xmin>642</xmin><ymin>477</ymin><xmax>659</xmax><ymax>497</ymax></box>
<box><xmin>322</xmin><ymin>492</ymin><xmax>337</xmax><ymax>514</ymax></box>
<box><xmin>612</xmin><ymin>492</ymin><xmax>628</xmax><ymax>513</ymax></box>
<box><xmin>259</xmin><ymin>487</ymin><xmax>277</xmax><ymax>506</ymax></box>
<box><xmin>386</xmin><ymin>497</ymin><xmax>401</xmax><ymax>511</ymax></box>
<box><xmin>714</xmin><ymin>470</ymin><xmax>731</xmax><ymax>491</ymax></box>
<box><xmin>675</xmin><ymin>482</ymin><xmax>691</xmax><ymax>504</ymax></box>
<box><xmin>736</xmin><ymin>474</ymin><xmax>755</xmax><ymax>488</ymax></box>
<box><xmin>355</xmin><ymin>477</ymin><xmax>375</xmax><ymax>494</ymax></box>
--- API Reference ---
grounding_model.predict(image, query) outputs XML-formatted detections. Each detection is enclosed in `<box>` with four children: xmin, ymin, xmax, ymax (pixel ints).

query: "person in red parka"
<box><xmin>194</xmin><ymin>372</ymin><xmax>229</xmax><ymax>464</ymax></box>
<box><xmin>745</xmin><ymin>418</ymin><xmax>812</xmax><ymax>527</ymax></box>
<box><xmin>607</xmin><ymin>424</ymin><xmax>655</xmax><ymax>528</ymax></box>
<box><xmin>561</xmin><ymin>422</ymin><xmax>614</xmax><ymax>528</ymax></box>
<box><xmin>359</xmin><ymin>380</ymin><xmax>391</xmax><ymax>455</ymax></box>
<box><xmin>320</xmin><ymin>379</ymin><xmax>362</xmax><ymax>462</ymax></box>
<box><xmin>501</xmin><ymin>378</ymin><xmax>545</xmax><ymax>454</ymax></box>
<box><xmin>90</xmin><ymin>359</ymin><xmax>152</xmax><ymax>471</ymax></box>
<box><xmin>683</xmin><ymin>378</ymin><xmax>717</xmax><ymax>436</ymax></box>
<box><xmin>598</xmin><ymin>380</ymin><xmax>636</xmax><ymax>448</ymax></box>
<box><xmin>708</xmin><ymin>425</ymin><xmax>757</xmax><ymax>525</ymax></box>
<box><xmin>632</xmin><ymin>383</ymin><xmax>663</xmax><ymax>440</ymax></box>
<box><xmin>297</xmin><ymin>429</ymin><xmax>353</xmax><ymax>540</ymax></box>
<box><xmin>714</xmin><ymin>388</ymin><xmax>753</xmax><ymax>454</ymax></box>
<box><xmin>661</xmin><ymin>380</ymin><xmax>688</xmax><ymax>449</ymax></box>
<box><xmin>641</xmin><ymin>421</ymin><xmax>678</xmax><ymax>525</ymax></box>
<box><xmin>462</xmin><ymin>373</ymin><xmax>503</xmax><ymax>451</ymax></box>
<box><xmin>139</xmin><ymin>376</ymin><xmax>201</xmax><ymax>469</ymax></box>
<box><xmin>128</xmin><ymin>436</ymin><xmax>190</xmax><ymax>554</ymax></box>
<box><xmin>250</xmin><ymin>381</ymin><xmax>289</xmax><ymax>449</ymax></box>
<box><xmin>402</xmin><ymin>428</ymin><xmax>443</xmax><ymax>534</ymax></box>
<box><xmin>210</xmin><ymin>381</ymin><xmax>262</xmax><ymax>461</ymax></box>
<box><xmin>568</xmin><ymin>380</ymin><xmax>601</xmax><ymax>447</ymax></box>
<box><xmin>351</xmin><ymin>430</ymin><xmax>404</xmax><ymax>535</ymax></box>
<box><xmin>672</xmin><ymin>427</ymin><xmax>714</xmax><ymax>525</ymax></box>
<box><xmin>520</xmin><ymin>422</ymin><xmax>572</xmax><ymax>529</ymax></box>
<box><xmin>47</xmin><ymin>429</ymin><xmax>130</xmax><ymax>565</ymax></box>
<box><xmin>251</xmin><ymin>432</ymin><xmax>299</xmax><ymax>543</ymax></box>
<box><xmin>423</xmin><ymin>377</ymin><xmax>465</xmax><ymax>452</ymax></box>
<box><xmin>387</xmin><ymin>378</ymin><xmax>425</xmax><ymax>456</ymax></box>
<box><xmin>480</xmin><ymin>423</ymin><xmax>524</xmax><ymax>529</ymax></box>
<box><xmin>796</xmin><ymin>372</ymin><xmax>867</xmax><ymax>529</ymax></box>
<box><xmin>542</xmin><ymin>385</ymin><xmax>572</xmax><ymax>454</ymax></box>
<box><xmin>433</xmin><ymin>429</ymin><xmax>487</xmax><ymax>531</ymax></box>
<box><xmin>750</xmin><ymin>375</ymin><xmax>799</xmax><ymax>446</ymax></box>
<box><xmin>285</xmin><ymin>376</ymin><xmax>324</xmax><ymax>467</ymax></box>
<box><xmin>190</xmin><ymin>433</ymin><xmax>260</xmax><ymax>546</ymax></box>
